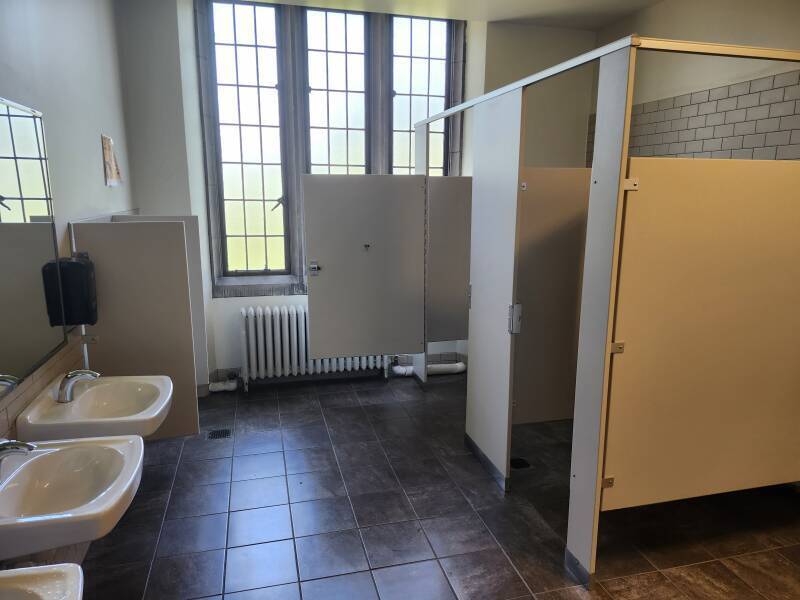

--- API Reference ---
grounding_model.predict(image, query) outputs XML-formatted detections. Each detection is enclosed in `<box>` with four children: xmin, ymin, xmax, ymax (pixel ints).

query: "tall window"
<box><xmin>391</xmin><ymin>17</ymin><xmax>448</xmax><ymax>175</ymax></box>
<box><xmin>213</xmin><ymin>2</ymin><xmax>287</xmax><ymax>273</ymax></box>
<box><xmin>201</xmin><ymin>3</ymin><xmax>462</xmax><ymax>288</ymax></box>
<box><xmin>0</xmin><ymin>101</ymin><xmax>51</xmax><ymax>223</ymax></box>
<box><xmin>306</xmin><ymin>10</ymin><xmax>367</xmax><ymax>174</ymax></box>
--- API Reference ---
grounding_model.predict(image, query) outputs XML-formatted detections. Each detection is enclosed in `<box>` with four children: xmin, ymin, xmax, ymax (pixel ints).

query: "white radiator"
<box><xmin>240</xmin><ymin>305</ymin><xmax>389</xmax><ymax>389</ymax></box>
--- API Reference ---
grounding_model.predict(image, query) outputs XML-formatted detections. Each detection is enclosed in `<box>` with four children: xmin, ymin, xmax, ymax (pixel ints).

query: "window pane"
<box><xmin>348</xmin><ymin>130</ymin><xmax>365</xmax><ymax>165</ymax></box>
<box><xmin>430</xmin><ymin>21</ymin><xmax>447</xmax><ymax>59</ymax></box>
<box><xmin>226</xmin><ymin>237</ymin><xmax>246</xmax><ymax>271</ymax></box>
<box><xmin>263</xmin><ymin>166</ymin><xmax>282</xmax><ymax>199</ymax></box>
<box><xmin>261</xmin><ymin>127</ymin><xmax>281</xmax><ymax>163</ymax></box>
<box><xmin>0</xmin><ymin>119</ymin><xmax>13</xmax><ymax>156</ymax></box>
<box><xmin>246</xmin><ymin>237</ymin><xmax>266</xmax><ymax>269</ymax></box>
<box><xmin>329</xmin><ymin>92</ymin><xmax>347</xmax><ymax>128</ymax></box>
<box><xmin>267</xmin><ymin>237</ymin><xmax>286</xmax><ymax>270</ymax></box>
<box><xmin>10</xmin><ymin>117</ymin><xmax>39</xmax><ymax>157</ymax></box>
<box><xmin>222</xmin><ymin>163</ymin><xmax>243</xmax><ymax>199</ymax></box>
<box><xmin>215</xmin><ymin>46</ymin><xmax>237</xmax><ymax>84</ymax></box>
<box><xmin>259</xmin><ymin>88</ymin><xmax>280</xmax><ymax>126</ymax></box>
<box><xmin>245</xmin><ymin>200</ymin><xmax>265</xmax><ymax>234</ymax></box>
<box><xmin>411</xmin><ymin>58</ymin><xmax>428</xmax><ymax>94</ymax></box>
<box><xmin>347</xmin><ymin>93</ymin><xmax>365</xmax><ymax>129</ymax></box>
<box><xmin>239</xmin><ymin>87</ymin><xmax>259</xmax><ymax>125</ymax></box>
<box><xmin>217</xmin><ymin>86</ymin><xmax>239</xmax><ymax>123</ymax></box>
<box><xmin>429</xmin><ymin>59</ymin><xmax>446</xmax><ymax>96</ymax></box>
<box><xmin>257</xmin><ymin>48</ymin><xmax>277</xmax><ymax>86</ymax></box>
<box><xmin>347</xmin><ymin>54</ymin><xmax>364</xmax><ymax>92</ymax></box>
<box><xmin>243</xmin><ymin>164</ymin><xmax>262</xmax><ymax>199</ymax></box>
<box><xmin>411</xmin><ymin>19</ymin><xmax>429</xmax><ymax>57</ymax></box>
<box><xmin>429</xmin><ymin>132</ymin><xmax>444</xmax><ymax>168</ymax></box>
<box><xmin>326</xmin><ymin>12</ymin><xmax>345</xmax><ymax>52</ymax></box>
<box><xmin>346</xmin><ymin>14</ymin><xmax>364</xmax><ymax>52</ymax></box>
<box><xmin>308</xmin><ymin>51</ymin><xmax>327</xmax><ymax>89</ymax></box>
<box><xmin>255</xmin><ymin>6</ymin><xmax>276</xmax><ymax>46</ymax></box>
<box><xmin>393</xmin><ymin>95</ymin><xmax>410</xmax><ymax>131</ymax></box>
<box><xmin>219</xmin><ymin>125</ymin><xmax>241</xmax><ymax>162</ymax></box>
<box><xmin>329</xmin><ymin>129</ymin><xmax>347</xmax><ymax>165</ymax></box>
<box><xmin>411</xmin><ymin>95</ymin><xmax>428</xmax><ymax>126</ymax></box>
<box><xmin>234</xmin><ymin>5</ymin><xmax>255</xmax><ymax>45</ymax></box>
<box><xmin>237</xmin><ymin>46</ymin><xmax>257</xmax><ymax>85</ymax></box>
<box><xmin>308</xmin><ymin>91</ymin><xmax>328</xmax><ymax>127</ymax></box>
<box><xmin>25</xmin><ymin>199</ymin><xmax>49</xmax><ymax>219</ymax></box>
<box><xmin>212</xmin><ymin>2</ymin><xmax>286</xmax><ymax>273</ymax></box>
<box><xmin>224</xmin><ymin>201</ymin><xmax>245</xmax><ymax>235</ymax></box>
<box><xmin>241</xmin><ymin>126</ymin><xmax>261</xmax><ymax>162</ymax></box>
<box><xmin>393</xmin><ymin>17</ymin><xmax>410</xmax><ymax>55</ymax></box>
<box><xmin>0</xmin><ymin>159</ymin><xmax>19</xmax><ymax>197</ymax></box>
<box><xmin>429</xmin><ymin>97</ymin><xmax>445</xmax><ymax>131</ymax></box>
<box><xmin>213</xmin><ymin>3</ymin><xmax>234</xmax><ymax>44</ymax></box>
<box><xmin>393</xmin><ymin>132</ymin><xmax>410</xmax><ymax>167</ymax></box>
<box><xmin>0</xmin><ymin>199</ymin><xmax>23</xmax><ymax>222</ymax></box>
<box><xmin>310</xmin><ymin>128</ymin><xmax>328</xmax><ymax>164</ymax></box>
<box><xmin>328</xmin><ymin>53</ymin><xmax>347</xmax><ymax>90</ymax></box>
<box><xmin>266</xmin><ymin>202</ymin><xmax>284</xmax><ymax>235</ymax></box>
<box><xmin>307</xmin><ymin>11</ymin><xmax>326</xmax><ymax>50</ymax></box>
<box><xmin>393</xmin><ymin>57</ymin><xmax>410</xmax><ymax>93</ymax></box>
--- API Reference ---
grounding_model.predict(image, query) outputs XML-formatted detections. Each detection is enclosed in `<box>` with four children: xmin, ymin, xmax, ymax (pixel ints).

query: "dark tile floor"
<box><xmin>80</xmin><ymin>375</ymin><xmax>800</xmax><ymax>600</ymax></box>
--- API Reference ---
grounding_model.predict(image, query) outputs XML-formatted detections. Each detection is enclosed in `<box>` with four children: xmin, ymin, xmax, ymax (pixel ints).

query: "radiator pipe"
<box><xmin>391</xmin><ymin>362</ymin><xmax>467</xmax><ymax>377</ymax></box>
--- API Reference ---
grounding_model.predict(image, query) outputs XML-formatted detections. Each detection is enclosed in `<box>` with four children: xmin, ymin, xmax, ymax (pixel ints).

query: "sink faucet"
<box><xmin>0</xmin><ymin>439</ymin><xmax>37</xmax><ymax>465</ymax></box>
<box><xmin>0</xmin><ymin>374</ymin><xmax>19</xmax><ymax>399</ymax></box>
<box><xmin>57</xmin><ymin>369</ymin><xmax>100</xmax><ymax>403</ymax></box>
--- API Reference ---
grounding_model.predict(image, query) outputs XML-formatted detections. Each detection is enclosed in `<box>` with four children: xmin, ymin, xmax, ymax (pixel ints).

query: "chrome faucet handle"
<box><xmin>0</xmin><ymin>439</ymin><xmax>37</xmax><ymax>453</ymax></box>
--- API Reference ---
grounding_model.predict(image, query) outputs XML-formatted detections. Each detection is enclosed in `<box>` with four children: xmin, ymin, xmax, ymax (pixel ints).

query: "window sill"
<box><xmin>212</xmin><ymin>273</ymin><xmax>307</xmax><ymax>298</ymax></box>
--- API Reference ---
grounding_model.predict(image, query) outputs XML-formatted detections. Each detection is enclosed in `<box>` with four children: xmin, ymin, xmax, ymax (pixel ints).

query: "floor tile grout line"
<box><xmin>659</xmin><ymin>560</ymin><xmax>769</xmax><ymax>600</ymax></box>
<box><xmin>319</xmin><ymin>380</ymin><xmax>382</xmax><ymax>598</ymax></box>
<box><xmin>140</xmin><ymin>435</ymin><xmax>186</xmax><ymax>600</ymax></box>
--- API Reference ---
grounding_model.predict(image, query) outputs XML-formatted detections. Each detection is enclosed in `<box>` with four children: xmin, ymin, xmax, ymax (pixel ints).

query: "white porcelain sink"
<box><xmin>0</xmin><ymin>436</ymin><xmax>143</xmax><ymax>560</ymax></box>
<box><xmin>0</xmin><ymin>563</ymin><xmax>83</xmax><ymax>599</ymax></box>
<box><xmin>18</xmin><ymin>375</ymin><xmax>172</xmax><ymax>441</ymax></box>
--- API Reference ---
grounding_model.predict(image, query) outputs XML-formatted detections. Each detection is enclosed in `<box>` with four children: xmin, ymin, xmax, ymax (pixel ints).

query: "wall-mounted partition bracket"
<box><xmin>623</xmin><ymin>178</ymin><xmax>639</xmax><ymax>192</ymax></box>
<box><xmin>608</xmin><ymin>341</ymin><xmax>625</xmax><ymax>354</ymax></box>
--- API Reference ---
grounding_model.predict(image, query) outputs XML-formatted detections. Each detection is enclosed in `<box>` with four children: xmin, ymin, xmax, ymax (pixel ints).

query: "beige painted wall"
<box><xmin>484</xmin><ymin>22</ymin><xmax>597</xmax><ymax>168</ymax></box>
<box><xmin>598</xmin><ymin>0</ymin><xmax>800</xmax><ymax>104</ymax></box>
<box><xmin>0</xmin><ymin>0</ymin><xmax>133</xmax><ymax>252</ymax></box>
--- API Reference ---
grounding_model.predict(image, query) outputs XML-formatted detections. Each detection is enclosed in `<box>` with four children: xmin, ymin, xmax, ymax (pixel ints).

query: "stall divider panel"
<box><xmin>72</xmin><ymin>221</ymin><xmax>199</xmax><ymax>439</ymax></box>
<box><xmin>602</xmin><ymin>157</ymin><xmax>800</xmax><ymax>511</ymax></box>
<box><xmin>464</xmin><ymin>89</ymin><xmax>524</xmax><ymax>487</ymax></box>
<box><xmin>512</xmin><ymin>168</ymin><xmax>591</xmax><ymax>425</ymax></box>
<box><xmin>426</xmin><ymin>176</ymin><xmax>472</xmax><ymax>343</ymax></box>
<box><xmin>567</xmin><ymin>46</ymin><xmax>635</xmax><ymax>578</ymax></box>
<box><xmin>412</xmin><ymin>123</ymin><xmax>430</xmax><ymax>382</ymax></box>
<box><xmin>303</xmin><ymin>175</ymin><xmax>425</xmax><ymax>359</ymax></box>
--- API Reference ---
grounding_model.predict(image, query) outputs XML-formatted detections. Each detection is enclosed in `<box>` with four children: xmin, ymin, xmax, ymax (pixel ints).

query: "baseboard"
<box><xmin>464</xmin><ymin>433</ymin><xmax>509</xmax><ymax>491</ymax></box>
<box><xmin>564</xmin><ymin>548</ymin><xmax>591</xmax><ymax>586</ymax></box>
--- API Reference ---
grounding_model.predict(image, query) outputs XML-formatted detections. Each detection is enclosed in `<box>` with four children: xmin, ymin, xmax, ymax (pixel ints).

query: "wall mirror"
<box><xmin>0</xmin><ymin>97</ymin><xmax>65</xmax><ymax>398</ymax></box>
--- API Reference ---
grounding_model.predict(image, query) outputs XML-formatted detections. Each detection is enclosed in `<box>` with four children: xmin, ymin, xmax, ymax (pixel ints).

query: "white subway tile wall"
<box><xmin>626</xmin><ymin>69</ymin><xmax>800</xmax><ymax>160</ymax></box>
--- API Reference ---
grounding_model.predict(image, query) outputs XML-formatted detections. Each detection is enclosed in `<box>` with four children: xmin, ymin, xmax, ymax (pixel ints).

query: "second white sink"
<box><xmin>18</xmin><ymin>375</ymin><xmax>172</xmax><ymax>441</ymax></box>
<box><xmin>0</xmin><ymin>563</ymin><xmax>83</xmax><ymax>599</ymax></box>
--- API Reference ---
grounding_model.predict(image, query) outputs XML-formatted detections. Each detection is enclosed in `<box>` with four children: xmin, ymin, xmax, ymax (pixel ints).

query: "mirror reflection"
<box><xmin>0</xmin><ymin>97</ymin><xmax>65</xmax><ymax>396</ymax></box>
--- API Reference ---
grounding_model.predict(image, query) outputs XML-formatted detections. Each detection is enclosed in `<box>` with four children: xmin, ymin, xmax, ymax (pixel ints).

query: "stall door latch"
<box><xmin>308</xmin><ymin>261</ymin><xmax>322</xmax><ymax>276</ymax></box>
<box><xmin>508</xmin><ymin>303</ymin><xmax>523</xmax><ymax>335</ymax></box>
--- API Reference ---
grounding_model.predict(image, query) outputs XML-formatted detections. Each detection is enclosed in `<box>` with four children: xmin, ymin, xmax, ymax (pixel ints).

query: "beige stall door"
<box><xmin>303</xmin><ymin>175</ymin><xmax>425</xmax><ymax>359</ymax></box>
<box><xmin>602</xmin><ymin>157</ymin><xmax>800</xmax><ymax>510</ymax></box>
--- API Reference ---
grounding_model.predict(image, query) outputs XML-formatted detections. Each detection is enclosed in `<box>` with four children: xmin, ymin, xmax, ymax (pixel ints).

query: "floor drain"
<box><xmin>207</xmin><ymin>428</ymin><xmax>232</xmax><ymax>440</ymax></box>
<box><xmin>510</xmin><ymin>457</ymin><xmax>531</xmax><ymax>470</ymax></box>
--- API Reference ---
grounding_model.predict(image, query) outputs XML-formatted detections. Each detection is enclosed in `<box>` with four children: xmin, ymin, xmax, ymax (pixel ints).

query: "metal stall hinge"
<box><xmin>467</xmin><ymin>284</ymin><xmax>472</xmax><ymax>310</ymax></box>
<box><xmin>508</xmin><ymin>303</ymin><xmax>523</xmax><ymax>335</ymax></box>
<box><xmin>520</xmin><ymin>182</ymin><xmax>528</xmax><ymax>191</ymax></box>
<box><xmin>308</xmin><ymin>261</ymin><xmax>322</xmax><ymax>276</ymax></box>
<box><xmin>623</xmin><ymin>178</ymin><xmax>640</xmax><ymax>192</ymax></box>
<box><xmin>602</xmin><ymin>477</ymin><xmax>615</xmax><ymax>489</ymax></box>
<box><xmin>608</xmin><ymin>341</ymin><xmax>625</xmax><ymax>354</ymax></box>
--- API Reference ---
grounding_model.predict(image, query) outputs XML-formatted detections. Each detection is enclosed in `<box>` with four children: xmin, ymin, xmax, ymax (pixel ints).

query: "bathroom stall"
<box><xmin>414</xmin><ymin>36</ymin><xmax>800</xmax><ymax>580</ymax></box>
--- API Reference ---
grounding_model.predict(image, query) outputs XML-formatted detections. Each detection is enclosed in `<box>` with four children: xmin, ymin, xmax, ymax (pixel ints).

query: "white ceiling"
<box><xmin>278</xmin><ymin>0</ymin><xmax>663</xmax><ymax>30</ymax></box>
